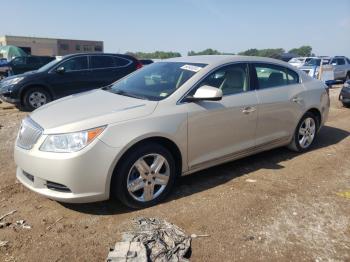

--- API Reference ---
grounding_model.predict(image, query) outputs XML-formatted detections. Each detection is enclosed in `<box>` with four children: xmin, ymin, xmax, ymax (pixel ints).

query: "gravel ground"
<box><xmin>0</xmin><ymin>87</ymin><xmax>349</xmax><ymax>261</ymax></box>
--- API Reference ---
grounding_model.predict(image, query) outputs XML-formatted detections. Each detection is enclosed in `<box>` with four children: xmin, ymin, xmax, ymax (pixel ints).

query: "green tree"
<box><xmin>187</xmin><ymin>48</ymin><xmax>222</xmax><ymax>56</ymax></box>
<box><xmin>288</xmin><ymin>45</ymin><xmax>313</xmax><ymax>57</ymax></box>
<box><xmin>126</xmin><ymin>51</ymin><xmax>181</xmax><ymax>59</ymax></box>
<box><xmin>239</xmin><ymin>48</ymin><xmax>285</xmax><ymax>59</ymax></box>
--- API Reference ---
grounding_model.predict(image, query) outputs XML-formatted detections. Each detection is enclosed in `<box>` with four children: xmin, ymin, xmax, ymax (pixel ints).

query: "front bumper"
<box><xmin>0</xmin><ymin>94</ymin><xmax>20</xmax><ymax>104</ymax></box>
<box><xmin>15</xmin><ymin>137</ymin><xmax>121</xmax><ymax>203</ymax></box>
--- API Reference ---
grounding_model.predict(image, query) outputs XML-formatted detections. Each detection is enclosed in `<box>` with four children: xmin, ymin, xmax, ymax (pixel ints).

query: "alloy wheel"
<box><xmin>298</xmin><ymin>117</ymin><xmax>316</xmax><ymax>149</ymax></box>
<box><xmin>127</xmin><ymin>153</ymin><xmax>170</xmax><ymax>202</ymax></box>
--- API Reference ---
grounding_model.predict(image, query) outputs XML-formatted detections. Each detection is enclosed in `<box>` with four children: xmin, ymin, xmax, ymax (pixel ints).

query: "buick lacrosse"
<box><xmin>14</xmin><ymin>55</ymin><xmax>330</xmax><ymax>208</ymax></box>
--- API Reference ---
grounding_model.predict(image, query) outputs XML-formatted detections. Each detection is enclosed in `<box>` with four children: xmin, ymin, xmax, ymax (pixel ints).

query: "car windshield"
<box><xmin>37</xmin><ymin>57</ymin><xmax>62</xmax><ymax>72</ymax></box>
<box><xmin>107</xmin><ymin>62</ymin><xmax>207</xmax><ymax>101</ymax></box>
<box><xmin>305</xmin><ymin>58</ymin><xmax>321</xmax><ymax>66</ymax></box>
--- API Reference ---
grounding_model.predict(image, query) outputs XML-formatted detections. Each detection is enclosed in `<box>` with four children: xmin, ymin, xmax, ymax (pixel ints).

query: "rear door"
<box><xmin>186</xmin><ymin>63</ymin><xmax>258</xmax><ymax>169</ymax></box>
<box><xmin>88</xmin><ymin>55</ymin><xmax>134</xmax><ymax>88</ymax></box>
<box><xmin>332</xmin><ymin>58</ymin><xmax>347</xmax><ymax>80</ymax></box>
<box><xmin>253</xmin><ymin>63</ymin><xmax>304</xmax><ymax>146</ymax></box>
<box><xmin>48</xmin><ymin>55</ymin><xmax>90</xmax><ymax>98</ymax></box>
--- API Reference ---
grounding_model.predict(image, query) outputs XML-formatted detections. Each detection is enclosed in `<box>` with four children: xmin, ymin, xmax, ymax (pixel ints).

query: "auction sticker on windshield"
<box><xmin>180</xmin><ymin>64</ymin><xmax>203</xmax><ymax>72</ymax></box>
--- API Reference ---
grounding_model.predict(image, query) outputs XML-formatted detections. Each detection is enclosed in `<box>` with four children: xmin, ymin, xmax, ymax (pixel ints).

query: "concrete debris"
<box><xmin>245</xmin><ymin>179</ymin><xmax>257</xmax><ymax>183</ymax></box>
<box><xmin>0</xmin><ymin>241</ymin><xmax>8</xmax><ymax>247</ymax></box>
<box><xmin>107</xmin><ymin>241</ymin><xmax>147</xmax><ymax>262</ymax></box>
<box><xmin>190</xmin><ymin>234</ymin><xmax>210</xmax><ymax>239</ymax></box>
<box><xmin>108</xmin><ymin>217</ymin><xmax>191</xmax><ymax>262</ymax></box>
<box><xmin>15</xmin><ymin>220</ymin><xmax>31</xmax><ymax>229</ymax></box>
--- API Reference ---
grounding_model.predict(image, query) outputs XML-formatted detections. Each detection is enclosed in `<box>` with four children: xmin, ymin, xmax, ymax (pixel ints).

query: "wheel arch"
<box><xmin>107</xmin><ymin>135</ymin><xmax>183</xmax><ymax>197</ymax></box>
<box><xmin>19</xmin><ymin>84</ymin><xmax>53</xmax><ymax>106</ymax></box>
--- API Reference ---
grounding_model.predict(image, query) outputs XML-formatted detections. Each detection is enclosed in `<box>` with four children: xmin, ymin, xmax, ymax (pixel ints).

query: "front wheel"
<box><xmin>23</xmin><ymin>87</ymin><xmax>51</xmax><ymax>111</ymax></box>
<box><xmin>111</xmin><ymin>143</ymin><xmax>176</xmax><ymax>209</ymax></box>
<box><xmin>288</xmin><ymin>112</ymin><xmax>319</xmax><ymax>152</ymax></box>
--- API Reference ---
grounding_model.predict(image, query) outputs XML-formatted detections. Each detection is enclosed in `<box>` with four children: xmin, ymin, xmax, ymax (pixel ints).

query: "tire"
<box><xmin>288</xmin><ymin>112</ymin><xmax>319</xmax><ymax>152</ymax></box>
<box><xmin>342</xmin><ymin>102</ymin><xmax>350</xmax><ymax>108</ymax></box>
<box><xmin>23</xmin><ymin>87</ymin><xmax>51</xmax><ymax>111</ymax></box>
<box><xmin>111</xmin><ymin>143</ymin><xmax>176</xmax><ymax>209</ymax></box>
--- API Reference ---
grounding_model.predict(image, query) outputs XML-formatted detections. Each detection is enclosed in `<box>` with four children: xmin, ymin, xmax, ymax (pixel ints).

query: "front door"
<box><xmin>49</xmin><ymin>56</ymin><xmax>90</xmax><ymax>98</ymax></box>
<box><xmin>186</xmin><ymin>63</ymin><xmax>258</xmax><ymax>169</ymax></box>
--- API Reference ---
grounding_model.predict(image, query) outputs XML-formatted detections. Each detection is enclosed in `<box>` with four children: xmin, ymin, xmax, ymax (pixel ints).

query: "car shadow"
<box><xmin>61</xmin><ymin>125</ymin><xmax>349</xmax><ymax>215</ymax></box>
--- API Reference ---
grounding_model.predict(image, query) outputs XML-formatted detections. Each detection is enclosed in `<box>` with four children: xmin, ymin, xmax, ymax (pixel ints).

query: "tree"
<box><xmin>288</xmin><ymin>46</ymin><xmax>313</xmax><ymax>57</ymax></box>
<box><xmin>188</xmin><ymin>48</ymin><xmax>222</xmax><ymax>56</ymax></box>
<box><xmin>126</xmin><ymin>51</ymin><xmax>181</xmax><ymax>59</ymax></box>
<box><xmin>239</xmin><ymin>48</ymin><xmax>285</xmax><ymax>59</ymax></box>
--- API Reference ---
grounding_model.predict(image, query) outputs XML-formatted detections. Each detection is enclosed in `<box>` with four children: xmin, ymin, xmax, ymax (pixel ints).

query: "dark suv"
<box><xmin>0</xmin><ymin>53</ymin><xmax>142</xmax><ymax>110</ymax></box>
<box><xmin>0</xmin><ymin>56</ymin><xmax>55</xmax><ymax>77</ymax></box>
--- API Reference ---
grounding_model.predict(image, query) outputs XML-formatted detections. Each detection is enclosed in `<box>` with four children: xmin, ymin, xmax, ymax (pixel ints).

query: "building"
<box><xmin>0</xmin><ymin>35</ymin><xmax>104</xmax><ymax>57</ymax></box>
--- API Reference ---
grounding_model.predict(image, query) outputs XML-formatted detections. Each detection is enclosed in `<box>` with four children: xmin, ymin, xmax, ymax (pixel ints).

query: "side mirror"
<box><xmin>186</xmin><ymin>85</ymin><xmax>223</xmax><ymax>102</ymax></box>
<box><xmin>56</xmin><ymin>66</ymin><xmax>65</xmax><ymax>74</ymax></box>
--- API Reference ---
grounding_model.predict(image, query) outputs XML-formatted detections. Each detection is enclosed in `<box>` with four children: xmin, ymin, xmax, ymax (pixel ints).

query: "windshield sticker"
<box><xmin>159</xmin><ymin>92</ymin><xmax>168</xmax><ymax>97</ymax></box>
<box><xmin>180</xmin><ymin>64</ymin><xmax>202</xmax><ymax>72</ymax></box>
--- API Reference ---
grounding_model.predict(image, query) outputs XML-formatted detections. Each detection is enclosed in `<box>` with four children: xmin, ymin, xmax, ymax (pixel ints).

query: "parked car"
<box><xmin>329</xmin><ymin>56</ymin><xmax>350</xmax><ymax>81</ymax></box>
<box><xmin>1</xmin><ymin>56</ymin><xmax>55</xmax><ymax>76</ymax></box>
<box><xmin>299</xmin><ymin>57</ymin><xmax>331</xmax><ymax>78</ymax></box>
<box><xmin>14</xmin><ymin>55</ymin><xmax>329</xmax><ymax>208</ymax></box>
<box><xmin>288</xmin><ymin>57</ymin><xmax>316</xmax><ymax>68</ymax></box>
<box><xmin>0</xmin><ymin>53</ymin><xmax>142</xmax><ymax>110</ymax></box>
<box><xmin>339</xmin><ymin>80</ymin><xmax>350</xmax><ymax>107</ymax></box>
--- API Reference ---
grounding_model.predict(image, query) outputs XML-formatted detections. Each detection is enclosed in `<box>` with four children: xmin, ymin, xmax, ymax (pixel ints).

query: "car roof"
<box><xmin>166</xmin><ymin>55</ymin><xmax>294</xmax><ymax>68</ymax></box>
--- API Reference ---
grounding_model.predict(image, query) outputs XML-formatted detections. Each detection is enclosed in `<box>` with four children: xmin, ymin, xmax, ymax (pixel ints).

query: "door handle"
<box><xmin>242</xmin><ymin>106</ymin><xmax>256</xmax><ymax>114</ymax></box>
<box><xmin>292</xmin><ymin>96</ymin><xmax>303</xmax><ymax>103</ymax></box>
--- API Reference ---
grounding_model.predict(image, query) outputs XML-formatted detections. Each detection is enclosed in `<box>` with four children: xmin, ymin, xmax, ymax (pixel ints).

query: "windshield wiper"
<box><xmin>113</xmin><ymin>90</ymin><xmax>149</xmax><ymax>100</ymax></box>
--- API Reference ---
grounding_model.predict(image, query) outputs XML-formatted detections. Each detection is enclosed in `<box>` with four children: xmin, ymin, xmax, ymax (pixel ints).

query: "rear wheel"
<box><xmin>111</xmin><ymin>143</ymin><xmax>176</xmax><ymax>209</ymax></box>
<box><xmin>288</xmin><ymin>112</ymin><xmax>319</xmax><ymax>152</ymax></box>
<box><xmin>23</xmin><ymin>87</ymin><xmax>51</xmax><ymax>111</ymax></box>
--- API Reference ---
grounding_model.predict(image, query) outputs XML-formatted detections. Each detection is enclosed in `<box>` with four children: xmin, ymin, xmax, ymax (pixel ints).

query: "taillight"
<box><xmin>136</xmin><ymin>61</ymin><xmax>143</xmax><ymax>70</ymax></box>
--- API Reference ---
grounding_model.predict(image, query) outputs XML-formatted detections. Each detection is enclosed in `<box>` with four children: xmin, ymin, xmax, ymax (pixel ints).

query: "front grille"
<box><xmin>46</xmin><ymin>181</ymin><xmax>71</xmax><ymax>193</ymax></box>
<box><xmin>16</xmin><ymin>117</ymin><xmax>43</xmax><ymax>150</ymax></box>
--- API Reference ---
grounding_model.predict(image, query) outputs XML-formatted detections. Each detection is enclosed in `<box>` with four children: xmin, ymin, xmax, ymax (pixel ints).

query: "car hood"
<box><xmin>30</xmin><ymin>89</ymin><xmax>158</xmax><ymax>133</ymax></box>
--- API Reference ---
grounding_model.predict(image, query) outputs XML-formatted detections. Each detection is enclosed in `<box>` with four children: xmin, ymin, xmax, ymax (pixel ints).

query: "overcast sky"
<box><xmin>1</xmin><ymin>0</ymin><xmax>350</xmax><ymax>57</ymax></box>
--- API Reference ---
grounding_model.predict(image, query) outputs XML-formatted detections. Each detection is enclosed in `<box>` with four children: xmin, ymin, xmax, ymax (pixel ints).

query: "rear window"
<box><xmin>114</xmin><ymin>57</ymin><xmax>131</xmax><ymax>67</ymax></box>
<box><xmin>90</xmin><ymin>56</ymin><xmax>115</xmax><ymax>69</ymax></box>
<box><xmin>254</xmin><ymin>63</ymin><xmax>299</xmax><ymax>89</ymax></box>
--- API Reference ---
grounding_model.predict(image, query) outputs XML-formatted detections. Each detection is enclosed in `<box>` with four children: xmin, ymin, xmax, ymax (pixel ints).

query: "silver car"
<box><xmin>14</xmin><ymin>55</ymin><xmax>330</xmax><ymax>208</ymax></box>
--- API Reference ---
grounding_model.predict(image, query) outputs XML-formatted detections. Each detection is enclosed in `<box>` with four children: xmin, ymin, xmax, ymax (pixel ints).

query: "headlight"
<box><xmin>39</xmin><ymin>126</ymin><xmax>105</xmax><ymax>153</ymax></box>
<box><xmin>1</xmin><ymin>77</ymin><xmax>24</xmax><ymax>87</ymax></box>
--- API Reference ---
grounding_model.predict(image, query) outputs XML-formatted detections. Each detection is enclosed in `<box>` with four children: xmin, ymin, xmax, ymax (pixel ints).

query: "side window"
<box><xmin>286</xmin><ymin>69</ymin><xmax>299</xmax><ymax>84</ymax></box>
<box><xmin>337</xmin><ymin>58</ymin><xmax>345</xmax><ymax>65</ymax></box>
<box><xmin>255</xmin><ymin>64</ymin><xmax>289</xmax><ymax>89</ymax></box>
<box><xmin>194</xmin><ymin>63</ymin><xmax>249</xmax><ymax>96</ymax></box>
<box><xmin>114</xmin><ymin>57</ymin><xmax>130</xmax><ymax>67</ymax></box>
<box><xmin>59</xmin><ymin>56</ymin><xmax>88</xmax><ymax>72</ymax></box>
<box><xmin>346</xmin><ymin>58</ymin><xmax>350</xmax><ymax>64</ymax></box>
<box><xmin>12</xmin><ymin>57</ymin><xmax>26</xmax><ymax>65</ymax></box>
<box><xmin>27</xmin><ymin>57</ymin><xmax>41</xmax><ymax>64</ymax></box>
<box><xmin>90</xmin><ymin>56</ymin><xmax>115</xmax><ymax>69</ymax></box>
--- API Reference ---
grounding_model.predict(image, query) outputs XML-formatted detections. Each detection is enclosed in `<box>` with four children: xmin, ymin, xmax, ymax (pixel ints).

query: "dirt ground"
<box><xmin>0</xmin><ymin>87</ymin><xmax>349</xmax><ymax>262</ymax></box>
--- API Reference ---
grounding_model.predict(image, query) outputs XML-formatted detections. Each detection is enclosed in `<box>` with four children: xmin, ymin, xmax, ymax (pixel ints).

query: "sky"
<box><xmin>1</xmin><ymin>0</ymin><xmax>350</xmax><ymax>57</ymax></box>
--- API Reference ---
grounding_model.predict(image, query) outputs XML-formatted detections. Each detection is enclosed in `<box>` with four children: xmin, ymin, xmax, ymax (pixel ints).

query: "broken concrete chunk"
<box><xmin>106</xmin><ymin>241</ymin><xmax>147</xmax><ymax>262</ymax></box>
